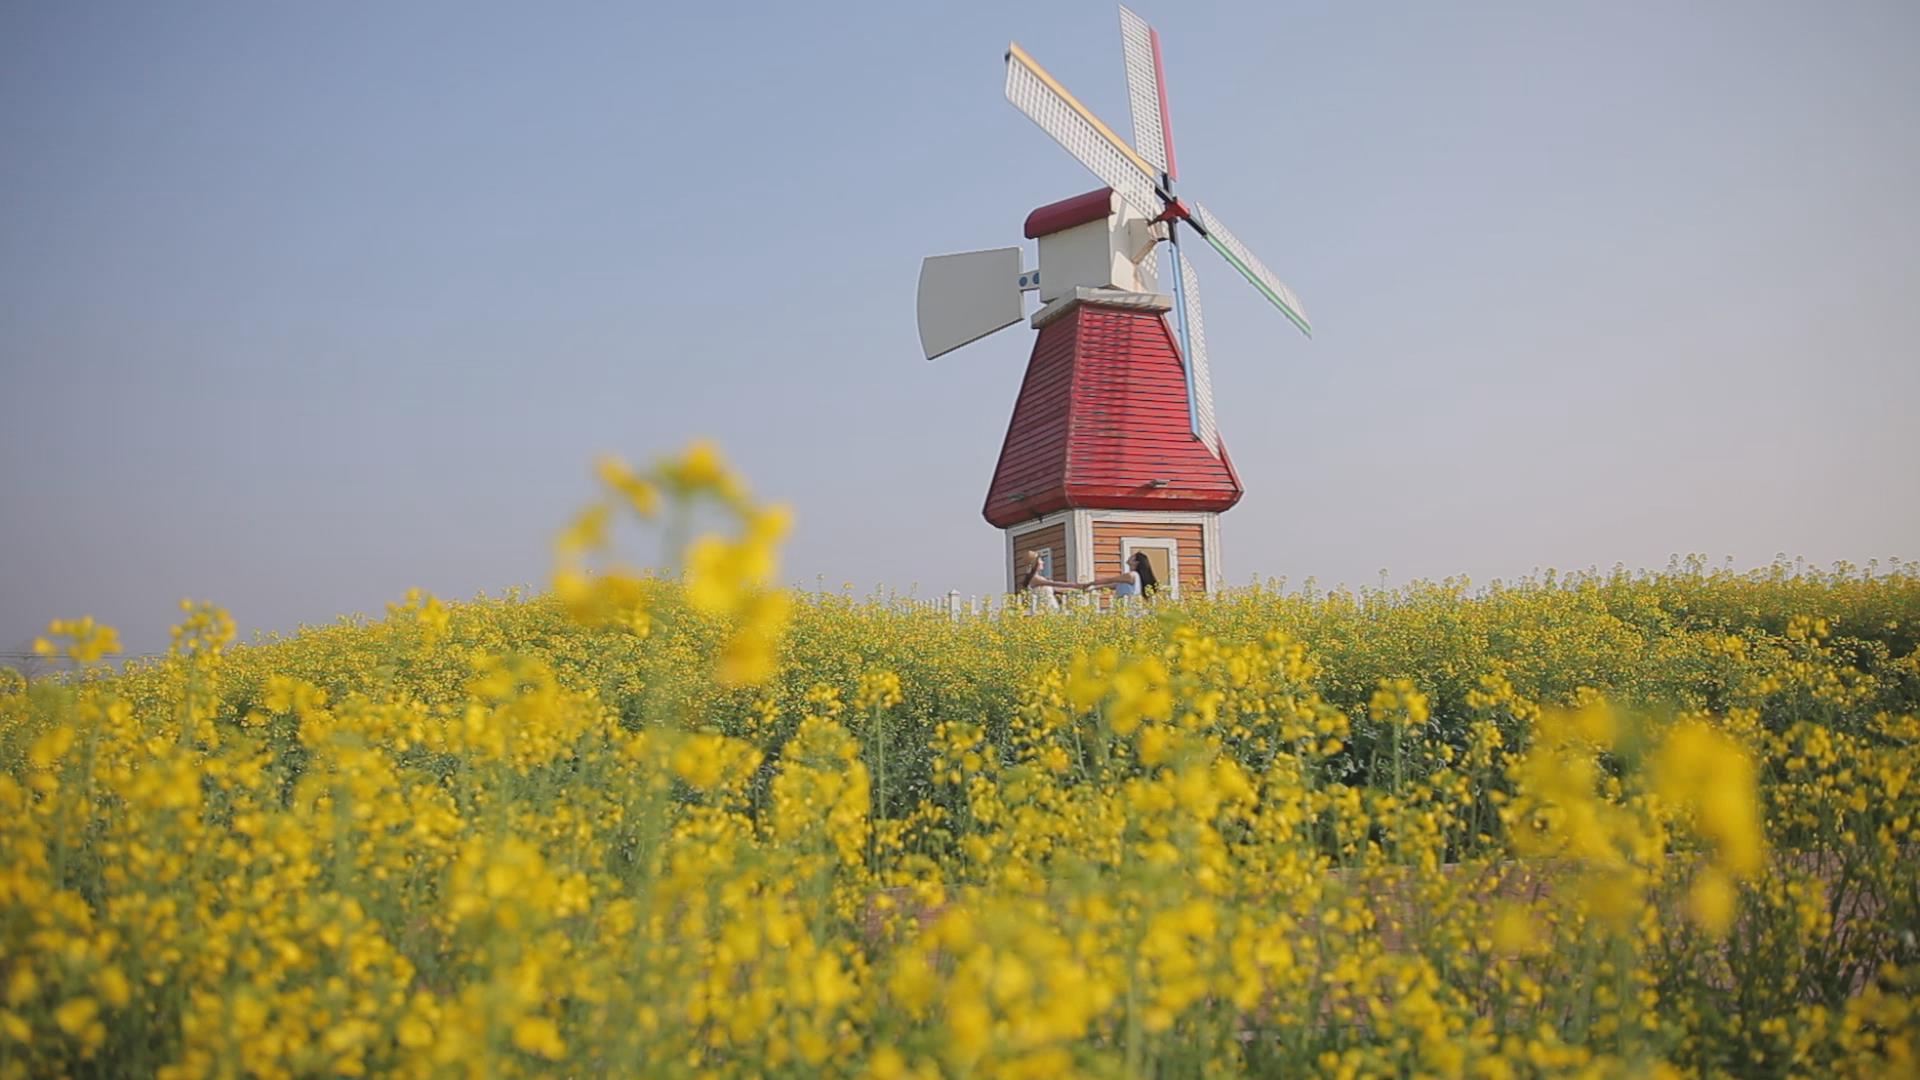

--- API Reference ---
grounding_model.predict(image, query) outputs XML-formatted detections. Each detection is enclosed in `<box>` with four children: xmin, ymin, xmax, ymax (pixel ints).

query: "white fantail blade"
<box><xmin>917</xmin><ymin>247</ymin><xmax>1026</xmax><ymax>361</ymax></box>
<box><xmin>1117</xmin><ymin>6</ymin><xmax>1176</xmax><ymax>181</ymax></box>
<box><xmin>1191</xmin><ymin>202</ymin><xmax>1311</xmax><ymax>337</ymax></box>
<box><xmin>1175</xmin><ymin>248</ymin><xmax>1220</xmax><ymax>456</ymax></box>
<box><xmin>1005</xmin><ymin>42</ymin><xmax>1164</xmax><ymax>221</ymax></box>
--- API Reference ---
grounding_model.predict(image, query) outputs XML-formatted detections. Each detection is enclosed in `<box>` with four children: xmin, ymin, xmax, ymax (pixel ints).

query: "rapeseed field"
<box><xmin>4</xmin><ymin>446</ymin><xmax>1916</xmax><ymax>1077</ymax></box>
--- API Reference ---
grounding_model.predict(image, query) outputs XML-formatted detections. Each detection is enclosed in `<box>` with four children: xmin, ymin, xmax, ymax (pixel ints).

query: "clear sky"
<box><xmin>3</xmin><ymin>1</ymin><xmax>1916</xmax><ymax>655</ymax></box>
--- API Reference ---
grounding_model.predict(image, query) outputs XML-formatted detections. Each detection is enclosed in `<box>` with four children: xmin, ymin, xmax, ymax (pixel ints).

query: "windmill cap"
<box><xmin>1024</xmin><ymin>187</ymin><xmax>1117</xmax><ymax>239</ymax></box>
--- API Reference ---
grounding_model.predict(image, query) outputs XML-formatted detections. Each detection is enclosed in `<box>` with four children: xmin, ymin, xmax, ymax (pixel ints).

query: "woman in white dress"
<box><xmin>1017</xmin><ymin>549</ymin><xmax>1074</xmax><ymax>609</ymax></box>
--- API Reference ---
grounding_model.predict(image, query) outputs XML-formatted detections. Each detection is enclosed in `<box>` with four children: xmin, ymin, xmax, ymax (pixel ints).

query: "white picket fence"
<box><xmin>889</xmin><ymin>587</ymin><xmax>1178</xmax><ymax>620</ymax></box>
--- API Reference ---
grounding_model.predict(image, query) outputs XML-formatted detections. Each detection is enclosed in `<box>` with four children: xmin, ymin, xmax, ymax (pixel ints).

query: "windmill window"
<box><xmin>1120</xmin><ymin>538</ymin><xmax>1178</xmax><ymax>599</ymax></box>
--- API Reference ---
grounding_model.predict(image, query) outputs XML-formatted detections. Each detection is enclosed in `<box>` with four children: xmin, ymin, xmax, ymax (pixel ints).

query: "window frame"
<box><xmin>1119</xmin><ymin>537</ymin><xmax>1179</xmax><ymax>598</ymax></box>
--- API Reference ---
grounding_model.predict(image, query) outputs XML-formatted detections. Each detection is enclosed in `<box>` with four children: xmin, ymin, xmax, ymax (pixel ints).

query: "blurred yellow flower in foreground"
<box><xmin>0</xmin><ymin>450</ymin><xmax>1914</xmax><ymax>1078</ymax></box>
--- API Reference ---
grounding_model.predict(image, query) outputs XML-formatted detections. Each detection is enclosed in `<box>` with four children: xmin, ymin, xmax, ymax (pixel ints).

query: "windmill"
<box><xmin>916</xmin><ymin>5</ymin><xmax>1313</xmax><ymax>597</ymax></box>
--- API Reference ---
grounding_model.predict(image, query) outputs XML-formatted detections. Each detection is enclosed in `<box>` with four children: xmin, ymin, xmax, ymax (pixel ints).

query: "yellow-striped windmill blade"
<box><xmin>1004</xmin><ymin>42</ymin><xmax>1165</xmax><ymax>221</ymax></box>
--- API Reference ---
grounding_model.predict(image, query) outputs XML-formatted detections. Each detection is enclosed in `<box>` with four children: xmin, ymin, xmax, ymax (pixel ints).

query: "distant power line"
<box><xmin>0</xmin><ymin>652</ymin><xmax>167</xmax><ymax>661</ymax></box>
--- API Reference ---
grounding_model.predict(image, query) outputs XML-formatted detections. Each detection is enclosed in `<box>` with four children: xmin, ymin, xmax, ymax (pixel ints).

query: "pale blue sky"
<box><xmin>3</xmin><ymin>1</ymin><xmax>1916</xmax><ymax>654</ymax></box>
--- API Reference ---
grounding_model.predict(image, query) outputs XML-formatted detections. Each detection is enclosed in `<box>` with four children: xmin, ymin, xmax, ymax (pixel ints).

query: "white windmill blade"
<box><xmin>917</xmin><ymin>247</ymin><xmax>1027</xmax><ymax>361</ymax></box>
<box><xmin>1117</xmin><ymin>6</ymin><xmax>1176</xmax><ymax>180</ymax></box>
<box><xmin>1005</xmin><ymin>42</ymin><xmax>1164</xmax><ymax>221</ymax></box>
<box><xmin>1192</xmin><ymin>202</ymin><xmax>1312</xmax><ymax>338</ymax></box>
<box><xmin>1175</xmin><ymin>248</ymin><xmax>1220</xmax><ymax>456</ymax></box>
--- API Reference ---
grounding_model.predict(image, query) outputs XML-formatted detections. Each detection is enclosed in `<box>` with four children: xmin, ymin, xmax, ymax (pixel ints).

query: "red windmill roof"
<box><xmin>1024</xmin><ymin>187</ymin><xmax>1116</xmax><ymax>239</ymax></box>
<box><xmin>983</xmin><ymin>296</ymin><xmax>1242</xmax><ymax>528</ymax></box>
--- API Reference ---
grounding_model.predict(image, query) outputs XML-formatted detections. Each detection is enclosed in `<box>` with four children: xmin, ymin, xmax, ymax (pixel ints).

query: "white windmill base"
<box><xmin>1030</xmin><ymin>286</ymin><xmax>1172</xmax><ymax>329</ymax></box>
<box><xmin>1005</xmin><ymin>508</ymin><xmax>1224</xmax><ymax>600</ymax></box>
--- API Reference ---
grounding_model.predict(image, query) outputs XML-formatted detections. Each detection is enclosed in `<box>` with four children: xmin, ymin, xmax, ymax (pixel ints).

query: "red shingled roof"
<box><xmin>982</xmin><ymin>299</ymin><xmax>1242</xmax><ymax>528</ymax></box>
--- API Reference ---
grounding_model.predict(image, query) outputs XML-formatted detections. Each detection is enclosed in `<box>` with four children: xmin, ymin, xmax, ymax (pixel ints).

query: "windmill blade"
<box><xmin>917</xmin><ymin>248</ymin><xmax>1026</xmax><ymax>361</ymax></box>
<box><xmin>1192</xmin><ymin>202</ymin><xmax>1312</xmax><ymax>338</ymax></box>
<box><xmin>1117</xmin><ymin>6</ymin><xmax>1177</xmax><ymax>180</ymax></box>
<box><xmin>1005</xmin><ymin>42</ymin><xmax>1164</xmax><ymax>221</ymax></box>
<box><xmin>1174</xmin><ymin>247</ymin><xmax>1220</xmax><ymax>456</ymax></box>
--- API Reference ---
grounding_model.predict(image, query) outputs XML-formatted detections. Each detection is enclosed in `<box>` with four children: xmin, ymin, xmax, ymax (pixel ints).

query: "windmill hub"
<box><xmin>914</xmin><ymin>5</ymin><xmax>1315</xmax><ymax>599</ymax></box>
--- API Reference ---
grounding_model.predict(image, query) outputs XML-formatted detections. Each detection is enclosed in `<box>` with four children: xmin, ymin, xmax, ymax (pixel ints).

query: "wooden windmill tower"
<box><xmin>916</xmin><ymin>5</ymin><xmax>1312</xmax><ymax>597</ymax></box>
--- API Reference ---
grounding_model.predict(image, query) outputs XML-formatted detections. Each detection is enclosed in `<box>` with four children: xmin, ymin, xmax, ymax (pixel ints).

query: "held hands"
<box><xmin>1030</xmin><ymin>573</ymin><xmax>1104</xmax><ymax>592</ymax></box>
